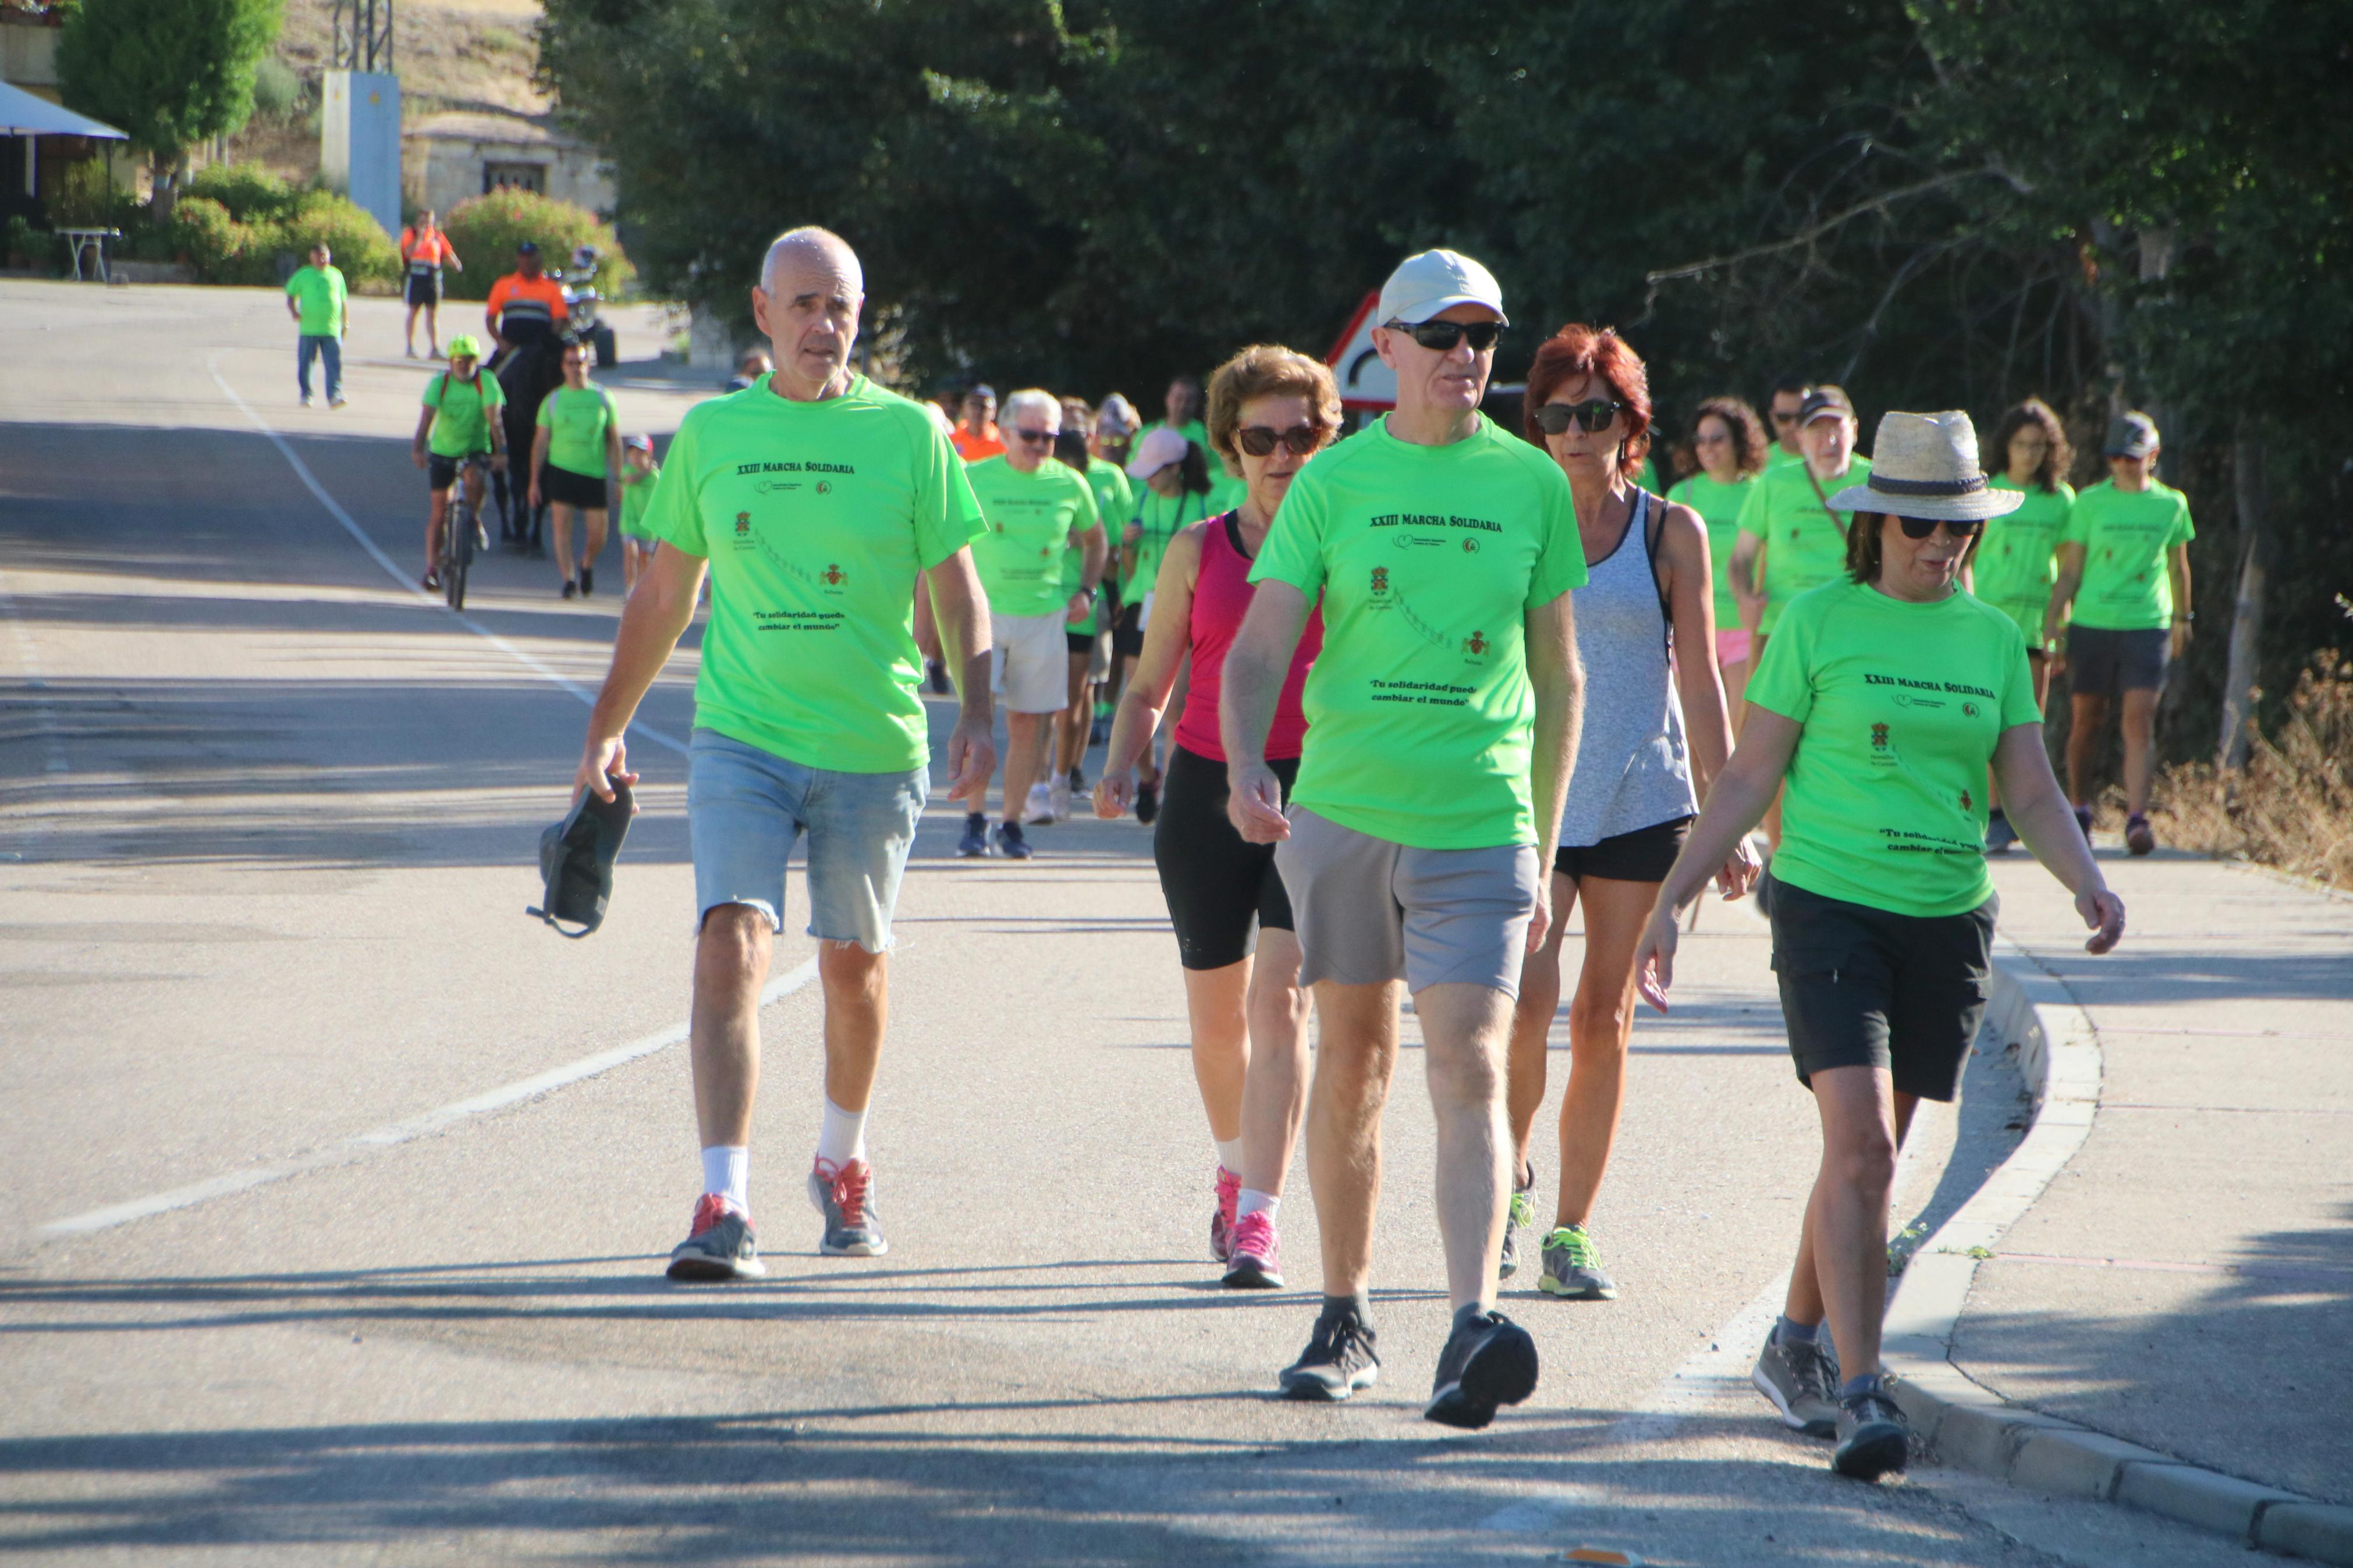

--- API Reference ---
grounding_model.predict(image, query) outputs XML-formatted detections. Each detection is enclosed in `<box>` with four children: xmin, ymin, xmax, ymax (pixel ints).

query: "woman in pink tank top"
<box><xmin>1095</xmin><ymin>345</ymin><xmax>1335</xmax><ymax>1289</ymax></box>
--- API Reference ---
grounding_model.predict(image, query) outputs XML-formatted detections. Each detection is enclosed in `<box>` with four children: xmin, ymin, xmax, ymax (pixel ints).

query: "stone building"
<box><xmin>402</xmin><ymin>110</ymin><xmax>614</xmax><ymax>221</ymax></box>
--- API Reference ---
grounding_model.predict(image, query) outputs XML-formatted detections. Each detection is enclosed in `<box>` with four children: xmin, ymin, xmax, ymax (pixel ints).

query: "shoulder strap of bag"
<box><xmin>1802</xmin><ymin>463</ymin><xmax>1850</xmax><ymax>539</ymax></box>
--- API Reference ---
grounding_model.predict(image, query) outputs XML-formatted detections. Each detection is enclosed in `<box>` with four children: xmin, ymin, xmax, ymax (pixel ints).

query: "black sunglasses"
<box><xmin>1385</xmin><ymin>319</ymin><xmax>1503</xmax><ymax>354</ymax></box>
<box><xmin>1012</xmin><ymin>427</ymin><xmax>1055</xmax><ymax>444</ymax></box>
<box><xmin>1770</xmin><ymin>410</ymin><xmax>1800</xmax><ymax>425</ymax></box>
<box><xmin>1234</xmin><ymin>424</ymin><xmax>1325</xmax><ymax>457</ymax></box>
<box><xmin>1896</xmin><ymin>515</ymin><xmax>1983</xmax><ymax>539</ymax></box>
<box><xmin>1533</xmin><ymin>399</ymin><xmax>1625</xmax><ymax>436</ymax></box>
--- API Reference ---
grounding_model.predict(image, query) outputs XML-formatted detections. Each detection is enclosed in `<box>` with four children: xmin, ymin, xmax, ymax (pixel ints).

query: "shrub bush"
<box><xmin>251</xmin><ymin>56</ymin><xmax>301</xmax><ymax>118</ymax></box>
<box><xmin>186</xmin><ymin>162</ymin><xmax>306</xmax><ymax>226</ymax></box>
<box><xmin>441</xmin><ymin>189</ymin><xmax>633</xmax><ymax>301</ymax></box>
<box><xmin>169</xmin><ymin>195</ymin><xmax>261</xmax><ymax>281</ymax></box>
<box><xmin>268</xmin><ymin>190</ymin><xmax>401</xmax><ymax>289</ymax></box>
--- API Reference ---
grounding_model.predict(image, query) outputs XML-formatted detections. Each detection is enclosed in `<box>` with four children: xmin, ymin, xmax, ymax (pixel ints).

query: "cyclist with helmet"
<box><xmin>411</xmin><ymin>333</ymin><xmax>506</xmax><ymax>591</ymax></box>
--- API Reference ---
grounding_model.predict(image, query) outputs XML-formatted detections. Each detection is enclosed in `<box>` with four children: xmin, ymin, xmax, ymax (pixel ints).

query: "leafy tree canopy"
<box><xmin>59</xmin><ymin>0</ymin><xmax>285</xmax><ymax>173</ymax></box>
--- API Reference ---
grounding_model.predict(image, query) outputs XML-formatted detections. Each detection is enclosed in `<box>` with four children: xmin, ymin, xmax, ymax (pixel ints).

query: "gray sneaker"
<box><xmin>1499</xmin><ymin>1168</ymin><xmax>1535</xmax><ymax>1279</ymax></box>
<box><xmin>1537</xmin><ymin>1224</ymin><xmax>1619</xmax><ymax>1299</ymax></box>
<box><xmin>1279</xmin><ymin>1309</ymin><xmax>1380</xmax><ymax>1401</ymax></box>
<box><xmin>666</xmin><ymin>1194</ymin><xmax>766</xmax><ymax>1281</ymax></box>
<box><xmin>809</xmin><ymin>1157</ymin><xmax>888</xmax><ymax>1256</ymax></box>
<box><xmin>1833</xmin><ymin>1378</ymin><xmax>1911</xmax><ymax>1480</ymax></box>
<box><xmin>1424</xmin><ymin>1309</ymin><xmax>1539</xmax><ymax>1429</ymax></box>
<box><xmin>1752</xmin><ymin>1327</ymin><xmax>1841</xmax><ymax>1438</ymax></box>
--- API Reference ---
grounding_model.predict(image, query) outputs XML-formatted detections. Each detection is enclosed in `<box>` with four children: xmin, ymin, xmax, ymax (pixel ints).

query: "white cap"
<box><xmin>1124</xmin><ymin>426</ymin><xmax>1190</xmax><ymax>479</ymax></box>
<box><xmin>1377</xmin><ymin>248</ymin><xmax>1506</xmax><ymax>326</ymax></box>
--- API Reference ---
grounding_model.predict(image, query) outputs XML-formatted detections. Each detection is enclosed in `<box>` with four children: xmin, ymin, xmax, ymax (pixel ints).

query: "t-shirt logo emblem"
<box><xmin>822</xmin><ymin>563</ymin><xmax>845</xmax><ymax>587</ymax></box>
<box><xmin>1960</xmin><ymin>788</ymin><xmax>1974</xmax><ymax>812</ymax></box>
<box><xmin>1962</xmin><ymin>701</ymin><xmax>1980</xmax><ymax>718</ymax></box>
<box><xmin>816</xmin><ymin>481</ymin><xmax>832</xmax><ymax>496</ymax></box>
<box><xmin>1370</xmin><ymin>566</ymin><xmax>1389</xmax><ymax>596</ymax></box>
<box><xmin>1463</xmin><ymin>537</ymin><xmax>1479</xmax><ymax>553</ymax></box>
<box><xmin>1871</xmin><ymin>722</ymin><xmax>1890</xmax><ymax>751</ymax></box>
<box><xmin>1464</xmin><ymin>630</ymin><xmax>1488</xmax><ymax>657</ymax></box>
<box><xmin>735</xmin><ymin>511</ymin><xmax>751</xmax><ymax>536</ymax></box>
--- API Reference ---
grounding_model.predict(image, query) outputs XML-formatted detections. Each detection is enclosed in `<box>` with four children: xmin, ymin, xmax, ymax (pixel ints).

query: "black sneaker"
<box><xmin>2125</xmin><ymin>812</ymin><xmax>2156</xmax><ymax>855</ymax></box>
<box><xmin>1983</xmin><ymin>806</ymin><xmax>2017</xmax><ymax>854</ymax></box>
<box><xmin>561</xmin><ymin>579</ymin><xmax>577</xmax><ymax>600</ymax></box>
<box><xmin>580</xmin><ymin>566</ymin><xmax>594</xmax><ymax>596</ymax></box>
<box><xmin>1279</xmin><ymin>1309</ymin><xmax>1380</xmax><ymax>1401</ymax></box>
<box><xmin>957</xmin><ymin>812</ymin><xmax>991</xmax><ymax>858</ymax></box>
<box><xmin>926</xmin><ymin>658</ymin><xmax>952</xmax><ymax>695</ymax></box>
<box><xmin>1424</xmin><ymin>1309</ymin><xmax>1539</xmax><ymax>1429</ymax></box>
<box><xmin>2072</xmin><ymin>802</ymin><xmax>2095</xmax><ymax>840</ymax></box>
<box><xmin>992</xmin><ymin>820</ymin><xmax>1033</xmax><ymax>859</ymax></box>
<box><xmin>1134</xmin><ymin>779</ymin><xmax>1159</xmax><ymax>824</ymax></box>
<box><xmin>1832</xmin><ymin>1379</ymin><xmax>1911</xmax><ymax>1480</ymax></box>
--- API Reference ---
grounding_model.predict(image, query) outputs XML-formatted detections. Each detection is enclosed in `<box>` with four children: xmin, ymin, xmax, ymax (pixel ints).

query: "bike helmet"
<box><xmin>447</xmin><ymin>333</ymin><xmax>482</xmax><ymax>360</ymax></box>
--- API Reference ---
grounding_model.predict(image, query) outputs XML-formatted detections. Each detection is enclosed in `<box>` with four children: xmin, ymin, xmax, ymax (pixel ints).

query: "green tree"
<box><xmin>58</xmin><ymin>0</ymin><xmax>286</xmax><ymax>216</ymax></box>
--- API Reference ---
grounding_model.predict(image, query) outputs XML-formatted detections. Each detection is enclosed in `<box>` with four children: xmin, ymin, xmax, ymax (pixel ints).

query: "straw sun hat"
<box><xmin>1828</xmin><ymin>411</ymin><xmax>2024</xmax><ymax>523</ymax></box>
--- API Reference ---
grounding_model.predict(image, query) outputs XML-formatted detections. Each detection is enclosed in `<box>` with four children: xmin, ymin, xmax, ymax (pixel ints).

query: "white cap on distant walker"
<box><xmin>1124</xmin><ymin>425</ymin><xmax>1190</xmax><ymax>480</ymax></box>
<box><xmin>1377</xmin><ymin>248</ymin><xmax>1507</xmax><ymax>326</ymax></box>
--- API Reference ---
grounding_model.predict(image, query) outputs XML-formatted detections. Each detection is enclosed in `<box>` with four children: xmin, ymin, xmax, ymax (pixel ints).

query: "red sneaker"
<box><xmin>1223</xmin><ymin>1209</ymin><xmax>1283</xmax><ymax>1289</ymax></box>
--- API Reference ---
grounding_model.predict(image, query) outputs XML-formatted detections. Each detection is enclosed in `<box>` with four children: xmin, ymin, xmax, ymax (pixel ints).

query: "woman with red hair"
<box><xmin>1500</xmin><ymin>325</ymin><xmax>1758</xmax><ymax>1300</ymax></box>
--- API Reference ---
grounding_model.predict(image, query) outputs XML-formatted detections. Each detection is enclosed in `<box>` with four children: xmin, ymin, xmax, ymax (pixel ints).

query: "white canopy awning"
<box><xmin>0</xmin><ymin>80</ymin><xmax>128</xmax><ymax>139</ymax></box>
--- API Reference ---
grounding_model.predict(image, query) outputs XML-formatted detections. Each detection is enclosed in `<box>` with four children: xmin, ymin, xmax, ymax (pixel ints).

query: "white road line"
<box><xmin>205</xmin><ymin>357</ymin><xmax>687</xmax><ymax>757</ymax></box>
<box><xmin>0</xmin><ymin>572</ymin><xmax>72</xmax><ymax>778</ymax></box>
<box><xmin>38</xmin><ymin>957</ymin><xmax>819</xmax><ymax>1238</ymax></box>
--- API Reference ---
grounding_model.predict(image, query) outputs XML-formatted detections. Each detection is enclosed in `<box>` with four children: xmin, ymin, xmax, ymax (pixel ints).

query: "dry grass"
<box><xmin>2152</xmin><ymin>649</ymin><xmax>2353</xmax><ymax>889</ymax></box>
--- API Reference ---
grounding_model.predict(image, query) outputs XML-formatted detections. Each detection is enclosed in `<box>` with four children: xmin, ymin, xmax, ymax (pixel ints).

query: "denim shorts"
<box><xmin>687</xmin><ymin>729</ymin><xmax>928</xmax><ymax>951</ymax></box>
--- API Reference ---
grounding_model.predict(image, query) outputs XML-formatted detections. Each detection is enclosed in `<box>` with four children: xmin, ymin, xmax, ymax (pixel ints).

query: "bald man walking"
<box><xmin>570</xmin><ymin>226</ymin><xmax>997</xmax><ymax>1277</ymax></box>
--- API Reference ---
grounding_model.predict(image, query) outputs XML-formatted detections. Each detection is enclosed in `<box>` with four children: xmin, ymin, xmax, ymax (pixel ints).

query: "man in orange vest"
<box><xmin>399</xmin><ymin>209</ymin><xmax>463</xmax><ymax>360</ymax></box>
<box><xmin>485</xmin><ymin>241</ymin><xmax>573</xmax><ymax>546</ymax></box>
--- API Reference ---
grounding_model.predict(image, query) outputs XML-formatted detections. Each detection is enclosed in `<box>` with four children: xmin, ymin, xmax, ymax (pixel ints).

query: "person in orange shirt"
<box><xmin>399</xmin><ymin>209</ymin><xmax>463</xmax><ymax>359</ymax></box>
<box><xmin>485</xmin><ymin>241</ymin><xmax>572</xmax><ymax>547</ymax></box>
<box><xmin>951</xmin><ymin>382</ymin><xmax>1005</xmax><ymax>460</ymax></box>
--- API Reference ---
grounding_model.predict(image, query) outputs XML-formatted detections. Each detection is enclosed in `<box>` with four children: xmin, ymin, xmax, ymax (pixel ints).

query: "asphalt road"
<box><xmin>0</xmin><ymin>281</ymin><xmax>2262</xmax><ymax>1565</ymax></box>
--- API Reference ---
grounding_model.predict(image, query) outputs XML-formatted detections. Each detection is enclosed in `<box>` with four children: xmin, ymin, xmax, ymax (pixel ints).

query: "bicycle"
<box><xmin>440</xmin><ymin>452</ymin><xmax>495</xmax><ymax>611</ymax></box>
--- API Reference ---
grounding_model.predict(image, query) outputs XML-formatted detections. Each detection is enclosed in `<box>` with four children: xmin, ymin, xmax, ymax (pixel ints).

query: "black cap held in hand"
<box><xmin>528</xmin><ymin>776</ymin><xmax>633</xmax><ymax>937</ymax></box>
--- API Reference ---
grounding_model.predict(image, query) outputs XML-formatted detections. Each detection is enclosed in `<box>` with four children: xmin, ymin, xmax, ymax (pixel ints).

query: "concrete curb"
<box><xmin>1884</xmin><ymin>936</ymin><xmax>2353</xmax><ymax>1563</ymax></box>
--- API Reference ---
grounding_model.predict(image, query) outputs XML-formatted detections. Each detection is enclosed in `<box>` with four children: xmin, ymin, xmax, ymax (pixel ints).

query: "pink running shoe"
<box><xmin>1223</xmin><ymin>1209</ymin><xmax>1283</xmax><ymax>1289</ymax></box>
<box><xmin>1210</xmin><ymin>1165</ymin><xmax>1241</xmax><ymax>1263</ymax></box>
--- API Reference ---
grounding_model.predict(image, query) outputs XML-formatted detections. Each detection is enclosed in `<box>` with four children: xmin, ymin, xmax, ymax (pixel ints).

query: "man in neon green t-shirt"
<box><xmin>529</xmin><ymin>339</ymin><xmax>623</xmax><ymax>599</ymax></box>
<box><xmin>2046</xmin><ymin>411</ymin><xmax>2195</xmax><ymax>855</ymax></box>
<box><xmin>569</xmin><ymin>226</ymin><xmax>996</xmax><ymax>1281</ymax></box>
<box><xmin>1763</xmin><ymin>375</ymin><xmax>1811</xmax><ymax>470</ymax></box>
<box><xmin>1227</xmin><ymin>247</ymin><xmax>1586</xmax><ymax>1428</ymax></box>
<box><xmin>957</xmin><ymin>388</ymin><xmax>1106</xmax><ymax>857</ymax></box>
<box><xmin>410</xmin><ymin>333</ymin><xmax>505</xmax><ymax>591</ymax></box>
<box><xmin>284</xmin><ymin>243</ymin><xmax>347</xmax><ymax>408</ymax></box>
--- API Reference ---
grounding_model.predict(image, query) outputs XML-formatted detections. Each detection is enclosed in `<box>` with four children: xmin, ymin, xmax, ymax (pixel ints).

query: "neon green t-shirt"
<box><xmin>966</xmin><ymin>454</ymin><xmax>1102</xmax><ymax>619</ymax></box>
<box><xmin>1138</xmin><ymin>418</ymin><xmax>1209</xmax><ymax>461</ymax></box>
<box><xmin>642</xmin><ymin>374</ymin><xmax>985</xmax><ymax>773</ymax></box>
<box><xmin>1766</xmin><ymin>444</ymin><xmax>1805</xmax><ymax>471</ymax></box>
<box><xmin>1978</xmin><ymin>477</ymin><xmax>2075</xmax><ymax>643</ymax></box>
<box><xmin>285</xmin><ymin>264</ymin><xmax>346</xmax><ymax>336</ymax></box>
<box><xmin>537</xmin><ymin>383</ymin><xmax>619</xmax><ymax>479</ymax></box>
<box><xmin>1128</xmin><ymin>485</ymin><xmax>1213</xmax><ymax>600</ymax></box>
<box><xmin>421</xmin><ymin>369</ymin><xmax>505</xmax><ymax>458</ymax></box>
<box><xmin>1736</xmin><ymin>455</ymin><xmax>1873</xmax><ymax>634</ymax></box>
<box><xmin>617</xmin><ymin>462</ymin><xmax>660</xmax><ymax>541</ymax></box>
<box><xmin>1667</xmin><ymin>471</ymin><xmax>1758</xmax><ymax>626</ymax></box>
<box><xmin>1747</xmin><ymin>580</ymin><xmax>2040</xmax><ymax>917</ymax></box>
<box><xmin>1250</xmin><ymin>414</ymin><xmax>1590</xmax><ymax>849</ymax></box>
<box><xmin>1063</xmin><ymin>456</ymin><xmax>1132</xmax><ymax>637</ymax></box>
<box><xmin>2063</xmin><ymin>478</ymin><xmax>2194</xmax><ymax>631</ymax></box>
<box><xmin>1208</xmin><ymin>461</ymin><xmax>1248</xmax><ymax>516</ymax></box>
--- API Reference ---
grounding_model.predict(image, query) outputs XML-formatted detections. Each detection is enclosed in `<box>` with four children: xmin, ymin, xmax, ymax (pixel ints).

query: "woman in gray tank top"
<box><xmin>1500</xmin><ymin>326</ymin><xmax>1759</xmax><ymax>1302</ymax></box>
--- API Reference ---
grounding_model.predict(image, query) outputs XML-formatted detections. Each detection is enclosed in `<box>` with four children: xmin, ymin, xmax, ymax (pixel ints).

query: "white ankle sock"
<box><xmin>1237</xmin><ymin>1189</ymin><xmax>1279</xmax><ymax>1222</ymax></box>
<box><xmin>701</xmin><ymin>1145</ymin><xmax>748</xmax><ymax>1213</ymax></box>
<box><xmin>817</xmin><ymin>1098</ymin><xmax>867</xmax><ymax>1165</ymax></box>
<box><xmin>1212</xmin><ymin>1137</ymin><xmax>1244</xmax><ymax>1175</ymax></box>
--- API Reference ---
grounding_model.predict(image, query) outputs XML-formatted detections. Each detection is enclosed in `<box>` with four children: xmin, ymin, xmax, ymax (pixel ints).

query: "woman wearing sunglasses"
<box><xmin>1502</xmin><ymin>326</ymin><xmax>1756</xmax><ymax>1303</ymax></box>
<box><xmin>1667</xmin><ymin>396</ymin><xmax>1771</xmax><ymax>712</ymax></box>
<box><xmin>1095</xmin><ymin>344</ymin><xmax>1337</xmax><ymax>1288</ymax></box>
<box><xmin>1632</xmin><ymin>411</ymin><xmax>2125</xmax><ymax>1481</ymax></box>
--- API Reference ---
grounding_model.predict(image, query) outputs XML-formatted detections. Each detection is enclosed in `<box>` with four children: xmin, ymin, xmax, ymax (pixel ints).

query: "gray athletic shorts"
<box><xmin>1275</xmin><ymin>806</ymin><xmax>1540</xmax><ymax>997</ymax></box>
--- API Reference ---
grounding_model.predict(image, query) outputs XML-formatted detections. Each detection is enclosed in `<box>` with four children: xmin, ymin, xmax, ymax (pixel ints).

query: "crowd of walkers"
<box><xmin>565</xmin><ymin>227</ymin><xmax>2154</xmax><ymax>1484</ymax></box>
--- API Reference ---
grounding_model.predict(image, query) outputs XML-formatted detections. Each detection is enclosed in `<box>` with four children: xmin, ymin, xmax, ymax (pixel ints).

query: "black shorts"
<box><xmin>404</xmin><ymin>268</ymin><xmax>442</xmax><ymax>307</ymax></box>
<box><xmin>427</xmin><ymin>451</ymin><xmax>490</xmax><ymax>491</ymax></box>
<box><xmin>1766</xmin><ymin>872</ymin><xmax>1996</xmax><ymax>1103</ymax></box>
<box><xmin>1154</xmin><ymin>744</ymin><xmax>1298</xmax><ymax>970</ymax></box>
<box><xmin>2067</xmin><ymin>624</ymin><xmax>2169</xmax><ymax>696</ymax></box>
<box><xmin>1555</xmin><ymin>814</ymin><xmax>1692</xmax><ymax>883</ymax></box>
<box><xmin>1066</xmin><ymin>631</ymin><xmax>1096</xmax><ymax>656</ymax></box>
<box><xmin>1113</xmin><ymin>599</ymin><xmax>1145</xmax><ymax>658</ymax></box>
<box><xmin>539</xmin><ymin>463</ymin><xmax>609</xmax><ymax>510</ymax></box>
